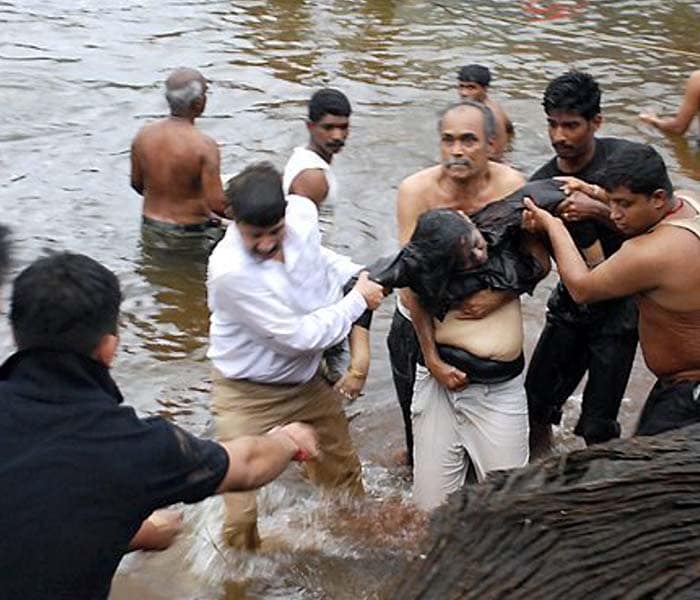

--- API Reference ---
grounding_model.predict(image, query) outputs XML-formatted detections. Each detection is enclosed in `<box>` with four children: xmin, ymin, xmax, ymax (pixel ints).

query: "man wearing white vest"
<box><xmin>283</xmin><ymin>88</ymin><xmax>351</xmax><ymax>207</ymax></box>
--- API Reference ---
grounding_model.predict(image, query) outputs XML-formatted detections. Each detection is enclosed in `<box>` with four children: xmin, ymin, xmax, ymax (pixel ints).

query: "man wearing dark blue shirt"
<box><xmin>0</xmin><ymin>252</ymin><xmax>318</xmax><ymax>600</ymax></box>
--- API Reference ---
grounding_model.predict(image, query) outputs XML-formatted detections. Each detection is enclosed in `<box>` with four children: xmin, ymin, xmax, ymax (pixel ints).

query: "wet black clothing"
<box><xmin>387</xmin><ymin>310</ymin><xmax>419</xmax><ymax>467</ymax></box>
<box><xmin>382</xmin><ymin>178</ymin><xmax>567</xmax><ymax>462</ymax></box>
<box><xmin>0</xmin><ymin>349</ymin><xmax>229</xmax><ymax>600</ymax></box>
<box><xmin>526</xmin><ymin>137</ymin><xmax>639</xmax><ymax>445</ymax></box>
<box><xmin>372</xmin><ymin>178</ymin><xmax>569</xmax><ymax>319</ymax></box>
<box><xmin>529</xmin><ymin>138</ymin><xmax>638</xmax><ymax>332</ymax></box>
<box><xmin>526</xmin><ymin>317</ymin><xmax>638</xmax><ymax>443</ymax></box>
<box><xmin>636</xmin><ymin>379</ymin><xmax>700</xmax><ymax>436</ymax></box>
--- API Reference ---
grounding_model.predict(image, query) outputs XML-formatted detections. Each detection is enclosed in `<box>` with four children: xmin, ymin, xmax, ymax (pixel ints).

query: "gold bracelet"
<box><xmin>347</xmin><ymin>366</ymin><xmax>368</xmax><ymax>379</ymax></box>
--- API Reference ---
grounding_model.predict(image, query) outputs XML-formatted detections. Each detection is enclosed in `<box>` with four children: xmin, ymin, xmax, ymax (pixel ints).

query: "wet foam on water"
<box><xmin>116</xmin><ymin>459</ymin><xmax>422</xmax><ymax>599</ymax></box>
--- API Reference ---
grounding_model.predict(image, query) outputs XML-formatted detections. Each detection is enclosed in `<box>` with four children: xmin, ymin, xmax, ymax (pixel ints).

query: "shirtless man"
<box><xmin>390</xmin><ymin>101</ymin><xmax>549</xmax><ymax>510</ymax></box>
<box><xmin>457</xmin><ymin>64</ymin><xmax>514</xmax><ymax>161</ymax></box>
<box><xmin>640</xmin><ymin>70</ymin><xmax>700</xmax><ymax>137</ymax></box>
<box><xmin>283</xmin><ymin>88</ymin><xmax>351</xmax><ymax>206</ymax></box>
<box><xmin>523</xmin><ymin>143</ymin><xmax>700</xmax><ymax>437</ymax></box>
<box><xmin>131</xmin><ymin>67</ymin><xmax>226</xmax><ymax>251</ymax></box>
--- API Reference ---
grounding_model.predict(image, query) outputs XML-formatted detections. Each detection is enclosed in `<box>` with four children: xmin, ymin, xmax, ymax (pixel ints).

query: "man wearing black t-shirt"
<box><xmin>526</xmin><ymin>71</ymin><xmax>638</xmax><ymax>454</ymax></box>
<box><xmin>0</xmin><ymin>253</ymin><xmax>318</xmax><ymax>600</ymax></box>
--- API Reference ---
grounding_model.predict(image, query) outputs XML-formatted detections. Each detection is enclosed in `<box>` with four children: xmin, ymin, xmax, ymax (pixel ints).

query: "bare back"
<box><xmin>131</xmin><ymin>118</ymin><xmax>224</xmax><ymax>224</ymax></box>
<box><xmin>485</xmin><ymin>97</ymin><xmax>513</xmax><ymax>160</ymax></box>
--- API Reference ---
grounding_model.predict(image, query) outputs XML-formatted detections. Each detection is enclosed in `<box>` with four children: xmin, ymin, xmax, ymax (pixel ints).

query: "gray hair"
<box><xmin>165</xmin><ymin>79</ymin><xmax>204</xmax><ymax>115</ymax></box>
<box><xmin>438</xmin><ymin>100</ymin><xmax>496</xmax><ymax>142</ymax></box>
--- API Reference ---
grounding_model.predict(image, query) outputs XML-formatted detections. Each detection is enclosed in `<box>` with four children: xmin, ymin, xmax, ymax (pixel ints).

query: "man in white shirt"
<box><xmin>282</xmin><ymin>88</ymin><xmax>351</xmax><ymax>206</ymax></box>
<box><xmin>207</xmin><ymin>162</ymin><xmax>384</xmax><ymax>550</ymax></box>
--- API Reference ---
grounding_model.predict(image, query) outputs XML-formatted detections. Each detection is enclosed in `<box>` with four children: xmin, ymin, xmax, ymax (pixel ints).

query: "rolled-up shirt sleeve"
<box><xmin>211</xmin><ymin>274</ymin><xmax>367</xmax><ymax>355</ymax></box>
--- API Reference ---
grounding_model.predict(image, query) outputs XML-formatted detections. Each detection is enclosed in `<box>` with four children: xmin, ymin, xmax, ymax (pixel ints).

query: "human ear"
<box><xmin>651</xmin><ymin>189</ymin><xmax>668</xmax><ymax>211</ymax></box>
<box><xmin>93</xmin><ymin>334</ymin><xmax>119</xmax><ymax>368</ymax></box>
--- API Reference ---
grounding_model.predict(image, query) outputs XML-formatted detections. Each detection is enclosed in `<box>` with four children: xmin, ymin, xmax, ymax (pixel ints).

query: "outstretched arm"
<box><xmin>216</xmin><ymin>423</ymin><xmax>319</xmax><ymax>493</ymax></box>
<box><xmin>522</xmin><ymin>198</ymin><xmax>661</xmax><ymax>303</ymax></box>
<box><xmin>640</xmin><ymin>70</ymin><xmax>700</xmax><ymax>135</ymax></box>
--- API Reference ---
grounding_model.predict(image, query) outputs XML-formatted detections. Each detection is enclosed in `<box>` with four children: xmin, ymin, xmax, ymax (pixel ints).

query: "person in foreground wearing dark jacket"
<box><xmin>0</xmin><ymin>251</ymin><xmax>318</xmax><ymax>600</ymax></box>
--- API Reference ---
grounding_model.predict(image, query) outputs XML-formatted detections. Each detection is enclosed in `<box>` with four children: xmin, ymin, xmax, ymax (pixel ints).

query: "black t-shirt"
<box><xmin>530</xmin><ymin>137</ymin><xmax>638</xmax><ymax>331</ymax></box>
<box><xmin>0</xmin><ymin>349</ymin><xmax>229</xmax><ymax>600</ymax></box>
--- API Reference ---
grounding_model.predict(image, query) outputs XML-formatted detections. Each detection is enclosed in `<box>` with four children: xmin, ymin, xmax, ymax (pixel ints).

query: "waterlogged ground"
<box><xmin>1</xmin><ymin>0</ymin><xmax>700</xmax><ymax>597</ymax></box>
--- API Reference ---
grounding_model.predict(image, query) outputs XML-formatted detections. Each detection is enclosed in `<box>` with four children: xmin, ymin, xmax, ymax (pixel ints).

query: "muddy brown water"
<box><xmin>2</xmin><ymin>0</ymin><xmax>700</xmax><ymax>598</ymax></box>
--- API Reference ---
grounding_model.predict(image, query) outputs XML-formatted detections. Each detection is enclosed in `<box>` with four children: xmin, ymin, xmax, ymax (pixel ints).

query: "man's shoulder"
<box><xmin>598</xmin><ymin>137</ymin><xmax>637</xmax><ymax>153</ymax></box>
<box><xmin>399</xmin><ymin>165</ymin><xmax>441</xmax><ymax>195</ymax></box>
<box><xmin>489</xmin><ymin>161</ymin><xmax>524</xmax><ymax>181</ymax></box>
<box><xmin>488</xmin><ymin>161</ymin><xmax>526</xmax><ymax>196</ymax></box>
<box><xmin>285</xmin><ymin>147</ymin><xmax>329</xmax><ymax>171</ymax></box>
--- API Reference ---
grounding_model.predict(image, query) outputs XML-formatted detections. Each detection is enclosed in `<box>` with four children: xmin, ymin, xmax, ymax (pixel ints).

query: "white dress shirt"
<box><xmin>207</xmin><ymin>195</ymin><xmax>365</xmax><ymax>384</ymax></box>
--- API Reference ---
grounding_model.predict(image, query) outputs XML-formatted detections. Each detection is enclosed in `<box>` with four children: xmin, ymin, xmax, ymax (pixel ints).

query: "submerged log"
<box><xmin>392</xmin><ymin>425</ymin><xmax>700</xmax><ymax>600</ymax></box>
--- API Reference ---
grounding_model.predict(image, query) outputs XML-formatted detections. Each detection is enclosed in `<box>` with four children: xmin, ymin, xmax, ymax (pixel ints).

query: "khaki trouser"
<box><xmin>211</xmin><ymin>369</ymin><xmax>364</xmax><ymax>550</ymax></box>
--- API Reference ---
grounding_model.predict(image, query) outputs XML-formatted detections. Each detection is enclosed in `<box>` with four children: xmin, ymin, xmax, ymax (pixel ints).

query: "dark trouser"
<box><xmin>141</xmin><ymin>216</ymin><xmax>225</xmax><ymax>256</ymax></box>
<box><xmin>636</xmin><ymin>379</ymin><xmax>700</xmax><ymax>436</ymax></box>
<box><xmin>387</xmin><ymin>308</ymin><xmax>420</xmax><ymax>466</ymax></box>
<box><xmin>525</xmin><ymin>316</ymin><xmax>638</xmax><ymax>445</ymax></box>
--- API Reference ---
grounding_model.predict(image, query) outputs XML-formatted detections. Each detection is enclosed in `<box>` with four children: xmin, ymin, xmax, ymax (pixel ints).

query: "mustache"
<box><xmin>553</xmin><ymin>142</ymin><xmax>575</xmax><ymax>152</ymax></box>
<box><xmin>327</xmin><ymin>140</ymin><xmax>345</xmax><ymax>148</ymax></box>
<box><xmin>444</xmin><ymin>157</ymin><xmax>473</xmax><ymax>168</ymax></box>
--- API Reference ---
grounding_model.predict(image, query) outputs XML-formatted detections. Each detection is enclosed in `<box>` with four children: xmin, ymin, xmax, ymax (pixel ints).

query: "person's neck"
<box><xmin>169</xmin><ymin>113</ymin><xmax>196</xmax><ymax>125</ymax></box>
<box><xmin>440</xmin><ymin>168</ymin><xmax>490</xmax><ymax>209</ymax></box>
<box><xmin>308</xmin><ymin>141</ymin><xmax>333</xmax><ymax>164</ymax></box>
<box><xmin>661</xmin><ymin>195</ymin><xmax>685</xmax><ymax>220</ymax></box>
<box><xmin>556</xmin><ymin>139</ymin><xmax>596</xmax><ymax>174</ymax></box>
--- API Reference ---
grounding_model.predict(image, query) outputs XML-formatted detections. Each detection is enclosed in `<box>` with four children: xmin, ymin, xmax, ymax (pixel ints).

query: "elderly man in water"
<box><xmin>130</xmin><ymin>67</ymin><xmax>226</xmax><ymax>253</ymax></box>
<box><xmin>389</xmin><ymin>101</ymin><xmax>549</xmax><ymax>510</ymax></box>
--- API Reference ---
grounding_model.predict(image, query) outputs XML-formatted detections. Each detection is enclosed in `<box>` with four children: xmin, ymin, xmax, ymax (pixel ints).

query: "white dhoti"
<box><xmin>411</xmin><ymin>365</ymin><xmax>529</xmax><ymax>511</ymax></box>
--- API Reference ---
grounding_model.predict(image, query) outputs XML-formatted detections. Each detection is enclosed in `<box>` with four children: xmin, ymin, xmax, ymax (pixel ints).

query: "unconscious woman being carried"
<box><xmin>351</xmin><ymin>177</ymin><xmax>604</xmax><ymax>510</ymax></box>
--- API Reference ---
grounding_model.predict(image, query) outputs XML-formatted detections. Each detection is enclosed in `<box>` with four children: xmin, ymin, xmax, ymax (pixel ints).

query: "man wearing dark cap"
<box><xmin>457</xmin><ymin>64</ymin><xmax>514</xmax><ymax>161</ymax></box>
